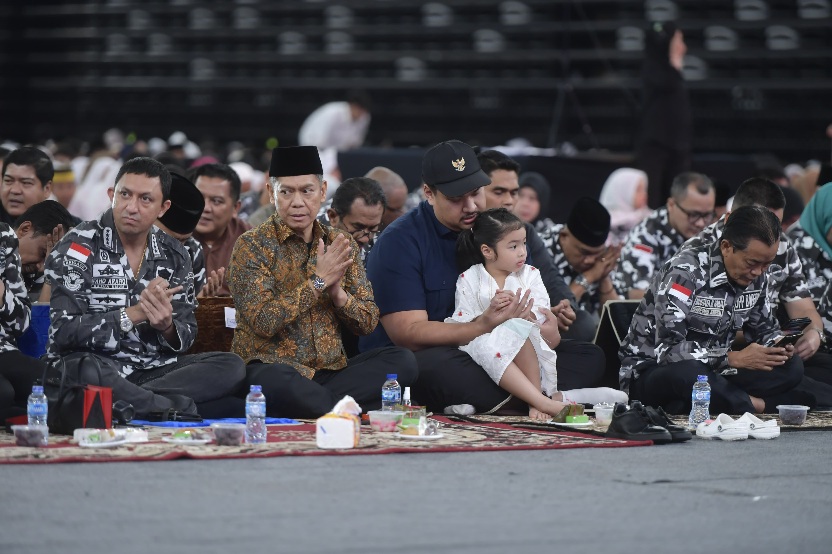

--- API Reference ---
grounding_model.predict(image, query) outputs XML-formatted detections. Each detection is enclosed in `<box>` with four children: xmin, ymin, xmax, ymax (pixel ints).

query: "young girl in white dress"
<box><xmin>447</xmin><ymin>208</ymin><xmax>627</xmax><ymax>420</ymax></box>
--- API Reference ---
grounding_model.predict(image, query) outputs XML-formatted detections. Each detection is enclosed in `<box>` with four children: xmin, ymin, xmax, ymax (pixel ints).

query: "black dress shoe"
<box><xmin>605</xmin><ymin>402</ymin><xmax>672</xmax><ymax>444</ymax></box>
<box><xmin>640</xmin><ymin>403</ymin><xmax>692</xmax><ymax>442</ymax></box>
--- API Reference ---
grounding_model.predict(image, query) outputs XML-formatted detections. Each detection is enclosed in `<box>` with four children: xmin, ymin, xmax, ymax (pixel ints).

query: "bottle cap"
<box><xmin>250</xmin><ymin>385</ymin><xmax>262</xmax><ymax>392</ymax></box>
<box><xmin>386</xmin><ymin>374</ymin><xmax>397</xmax><ymax>380</ymax></box>
<box><xmin>697</xmin><ymin>375</ymin><xmax>708</xmax><ymax>382</ymax></box>
<box><xmin>32</xmin><ymin>385</ymin><xmax>43</xmax><ymax>394</ymax></box>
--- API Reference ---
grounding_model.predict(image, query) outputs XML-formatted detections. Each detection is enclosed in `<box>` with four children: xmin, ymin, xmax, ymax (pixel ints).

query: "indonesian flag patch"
<box><xmin>669</xmin><ymin>283</ymin><xmax>692</xmax><ymax>302</ymax></box>
<box><xmin>67</xmin><ymin>242</ymin><xmax>91</xmax><ymax>263</ymax></box>
<box><xmin>634</xmin><ymin>243</ymin><xmax>653</xmax><ymax>253</ymax></box>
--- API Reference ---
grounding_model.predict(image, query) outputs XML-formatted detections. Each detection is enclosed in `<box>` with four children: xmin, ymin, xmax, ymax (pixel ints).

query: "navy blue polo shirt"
<box><xmin>360</xmin><ymin>201</ymin><xmax>461</xmax><ymax>351</ymax></box>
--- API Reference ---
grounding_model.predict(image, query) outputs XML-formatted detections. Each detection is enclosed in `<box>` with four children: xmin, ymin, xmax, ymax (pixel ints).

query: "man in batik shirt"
<box><xmin>228</xmin><ymin>146</ymin><xmax>417</xmax><ymax>418</ymax></box>
<box><xmin>620</xmin><ymin>206</ymin><xmax>808</xmax><ymax>415</ymax></box>
<box><xmin>45</xmin><ymin>157</ymin><xmax>245</xmax><ymax>416</ymax></box>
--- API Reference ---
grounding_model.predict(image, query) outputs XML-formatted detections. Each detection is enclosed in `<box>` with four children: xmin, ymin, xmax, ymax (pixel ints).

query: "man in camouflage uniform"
<box><xmin>45</xmin><ymin>158</ymin><xmax>245</xmax><ymax>416</ymax></box>
<box><xmin>536</xmin><ymin>197</ymin><xmax>622</xmax><ymax>322</ymax></box>
<box><xmin>612</xmin><ymin>172</ymin><xmax>715</xmax><ymax>299</ymax></box>
<box><xmin>0</xmin><ymin>222</ymin><xmax>47</xmax><ymax>420</ymax></box>
<box><xmin>682</xmin><ymin>178</ymin><xmax>824</xmax><ymax>361</ymax></box>
<box><xmin>620</xmin><ymin>206</ymin><xmax>806</xmax><ymax>415</ymax></box>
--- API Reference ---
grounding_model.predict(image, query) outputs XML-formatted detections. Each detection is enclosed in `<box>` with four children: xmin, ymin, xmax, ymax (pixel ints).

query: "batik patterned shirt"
<box><xmin>45</xmin><ymin>210</ymin><xmax>196</xmax><ymax>376</ymax></box>
<box><xmin>0</xmin><ymin>223</ymin><xmax>30</xmax><ymax>352</ymax></box>
<box><xmin>682</xmin><ymin>215</ymin><xmax>809</xmax><ymax>317</ymax></box>
<box><xmin>227</xmin><ymin>214</ymin><xmax>379</xmax><ymax>378</ymax></box>
<box><xmin>618</xmin><ymin>240</ymin><xmax>780</xmax><ymax>393</ymax></box>
<box><xmin>536</xmin><ymin>222</ymin><xmax>605</xmax><ymax>316</ymax></box>
<box><xmin>611</xmin><ymin>207</ymin><xmax>686</xmax><ymax>295</ymax></box>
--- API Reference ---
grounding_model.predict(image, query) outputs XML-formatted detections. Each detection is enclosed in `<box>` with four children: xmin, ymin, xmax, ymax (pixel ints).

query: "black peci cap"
<box><xmin>422</xmin><ymin>140</ymin><xmax>491</xmax><ymax>197</ymax></box>
<box><xmin>159</xmin><ymin>166</ymin><xmax>204</xmax><ymax>235</ymax></box>
<box><xmin>567</xmin><ymin>197</ymin><xmax>610</xmax><ymax>247</ymax></box>
<box><xmin>269</xmin><ymin>146</ymin><xmax>323</xmax><ymax>179</ymax></box>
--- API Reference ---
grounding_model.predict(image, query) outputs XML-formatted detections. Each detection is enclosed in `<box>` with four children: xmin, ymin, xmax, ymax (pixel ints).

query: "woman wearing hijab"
<box><xmin>787</xmin><ymin>184</ymin><xmax>832</xmax><ymax>349</ymax></box>
<box><xmin>598</xmin><ymin>168</ymin><xmax>651</xmax><ymax>244</ymax></box>
<box><xmin>517</xmin><ymin>172</ymin><xmax>551</xmax><ymax>226</ymax></box>
<box><xmin>636</xmin><ymin>21</ymin><xmax>692</xmax><ymax>209</ymax></box>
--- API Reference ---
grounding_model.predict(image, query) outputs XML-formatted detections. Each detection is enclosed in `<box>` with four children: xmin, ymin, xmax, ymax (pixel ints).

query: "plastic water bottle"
<box><xmin>381</xmin><ymin>374</ymin><xmax>401</xmax><ymax>411</ymax></box>
<box><xmin>245</xmin><ymin>385</ymin><xmax>267</xmax><ymax>444</ymax></box>
<box><xmin>27</xmin><ymin>385</ymin><xmax>49</xmax><ymax>443</ymax></box>
<box><xmin>688</xmin><ymin>375</ymin><xmax>711</xmax><ymax>430</ymax></box>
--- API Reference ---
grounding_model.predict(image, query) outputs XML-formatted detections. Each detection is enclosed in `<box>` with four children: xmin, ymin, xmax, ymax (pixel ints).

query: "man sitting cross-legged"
<box><xmin>44</xmin><ymin>157</ymin><xmax>246</xmax><ymax>417</ymax></box>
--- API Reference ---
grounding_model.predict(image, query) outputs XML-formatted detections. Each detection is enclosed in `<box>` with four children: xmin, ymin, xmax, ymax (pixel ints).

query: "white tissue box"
<box><xmin>316</xmin><ymin>413</ymin><xmax>360</xmax><ymax>449</ymax></box>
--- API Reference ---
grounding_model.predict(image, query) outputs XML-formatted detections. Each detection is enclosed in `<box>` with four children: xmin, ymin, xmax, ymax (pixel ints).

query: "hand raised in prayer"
<box><xmin>198</xmin><ymin>267</ymin><xmax>225</xmax><ymax>298</ymax></box>
<box><xmin>315</xmin><ymin>235</ymin><xmax>352</xmax><ymax>289</ymax></box>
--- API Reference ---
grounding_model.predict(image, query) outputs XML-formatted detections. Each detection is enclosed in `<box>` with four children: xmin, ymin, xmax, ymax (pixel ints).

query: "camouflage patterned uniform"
<box><xmin>682</xmin><ymin>215</ymin><xmax>810</xmax><ymax>317</ymax></box>
<box><xmin>182</xmin><ymin>236</ymin><xmax>206</xmax><ymax>296</ymax></box>
<box><xmin>536</xmin><ymin>222</ymin><xmax>607</xmax><ymax>316</ymax></box>
<box><xmin>619</xmin><ymin>239</ymin><xmax>803</xmax><ymax>414</ymax></box>
<box><xmin>44</xmin><ymin>209</ymin><xmax>245</xmax><ymax>415</ymax></box>
<box><xmin>1</xmin><ymin>223</ymin><xmax>47</xmax><ymax>417</ymax></box>
<box><xmin>611</xmin><ymin>207</ymin><xmax>686</xmax><ymax>295</ymax></box>
<box><xmin>787</xmin><ymin>222</ymin><xmax>832</xmax><ymax>321</ymax></box>
<box><xmin>0</xmin><ymin>224</ymin><xmax>30</xmax><ymax>353</ymax></box>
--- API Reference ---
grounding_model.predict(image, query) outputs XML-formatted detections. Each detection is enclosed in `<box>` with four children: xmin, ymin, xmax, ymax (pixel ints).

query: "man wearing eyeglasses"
<box><xmin>318</xmin><ymin>176</ymin><xmax>385</xmax><ymax>267</ymax></box>
<box><xmin>613</xmin><ymin>172</ymin><xmax>715</xmax><ymax>300</ymax></box>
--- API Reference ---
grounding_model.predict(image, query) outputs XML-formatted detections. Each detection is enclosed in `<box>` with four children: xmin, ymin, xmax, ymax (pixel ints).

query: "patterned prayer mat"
<box><xmin>0</xmin><ymin>417</ymin><xmax>650</xmax><ymax>465</ymax></box>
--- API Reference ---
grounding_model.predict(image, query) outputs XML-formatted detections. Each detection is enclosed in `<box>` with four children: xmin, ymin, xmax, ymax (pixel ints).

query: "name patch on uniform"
<box><xmin>91</xmin><ymin>293</ymin><xmax>126</xmax><ymax>306</ymax></box>
<box><xmin>735</xmin><ymin>289</ymin><xmax>761</xmax><ymax>312</ymax></box>
<box><xmin>92</xmin><ymin>277</ymin><xmax>128</xmax><ymax>290</ymax></box>
<box><xmin>690</xmin><ymin>296</ymin><xmax>726</xmax><ymax>317</ymax></box>
<box><xmin>64</xmin><ymin>270</ymin><xmax>83</xmax><ymax>291</ymax></box>
<box><xmin>93</xmin><ymin>264</ymin><xmax>124</xmax><ymax>277</ymax></box>
<box><xmin>63</xmin><ymin>258</ymin><xmax>87</xmax><ymax>271</ymax></box>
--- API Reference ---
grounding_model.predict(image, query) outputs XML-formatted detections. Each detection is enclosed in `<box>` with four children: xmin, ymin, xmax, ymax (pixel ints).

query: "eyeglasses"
<box><xmin>343</xmin><ymin>224</ymin><xmax>380</xmax><ymax>240</ymax></box>
<box><xmin>674</xmin><ymin>203</ymin><xmax>717</xmax><ymax>225</ymax></box>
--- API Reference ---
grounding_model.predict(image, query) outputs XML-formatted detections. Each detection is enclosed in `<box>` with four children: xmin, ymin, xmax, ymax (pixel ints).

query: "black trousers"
<box><xmin>411</xmin><ymin>340</ymin><xmax>606</xmax><ymax>414</ymax></box>
<box><xmin>630</xmin><ymin>356</ymin><xmax>804</xmax><ymax>415</ymax></box>
<box><xmin>0</xmin><ymin>350</ymin><xmax>47</xmax><ymax>420</ymax></box>
<box><xmin>245</xmin><ymin>346</ymin><xmax>418</xmax><ymax>419</ymax></box>
<box><xmin>559</xmin><ymin>308</ymin><xmax>599</xmax><ymax>344</ymax></box>
<box><xmin>802</xmin><ymin>350</ymin><xmax>832</xmax><ymax>386</ymax></box>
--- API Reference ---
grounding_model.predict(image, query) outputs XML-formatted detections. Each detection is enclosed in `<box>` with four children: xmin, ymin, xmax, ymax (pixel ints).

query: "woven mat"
<box><xmin>0</xmin><ymin>417</ymin><xmax>650</xmax><ymax>465</ymax></box>
<box><xmin>452</xmin><ymin>410</ymin><xmax>832</xmax><ymax>434</ymax></box>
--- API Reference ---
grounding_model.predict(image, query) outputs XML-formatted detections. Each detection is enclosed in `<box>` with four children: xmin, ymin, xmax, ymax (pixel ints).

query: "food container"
<box><xmin>11</xmin><ymin>425</ymin><xmax>48</xmax><ymax>447</ymax></box>
<box><xmin>776</xmin><ymin>404</ymin><xmax>809</xmax><ymax>426</ymax></box>
<box><xmin>211</xmin><ymin>422</ymin><xmax>246</xmax><ymax>445</ymax></box>
<box><xmin>593</xmin><ymin>403</ymin><xmax>614</xmax><ymax>425</ymax></box>
<box><xmin>367</xmin><ymin>410</ymin><xmax>404</xmax><ymax>432</ymax></box>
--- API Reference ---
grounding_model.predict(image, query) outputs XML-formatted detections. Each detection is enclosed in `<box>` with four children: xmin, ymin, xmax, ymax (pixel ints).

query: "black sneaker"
<box><xmin>605</xmin><ymin>402</ymin><xmax>672</xmax><ymax>444</ymax></box>
<box><xmin>640</xmin><ymin>404</ymin><xmax>692</xmax><ymax>442</ymax></box>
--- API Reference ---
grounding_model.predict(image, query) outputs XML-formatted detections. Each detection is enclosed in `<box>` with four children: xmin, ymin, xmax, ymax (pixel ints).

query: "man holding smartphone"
<box><xmin>620</xmin><ymin>206</ymin><xmax>809</xmax><ymax>415</ymax></box>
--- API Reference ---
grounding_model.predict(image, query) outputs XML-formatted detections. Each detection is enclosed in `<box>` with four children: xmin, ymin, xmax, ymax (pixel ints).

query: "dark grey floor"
<box><xmin>2</xmin><ymin>431</ymin><xmax>831</xmax><ymax>554</ymax></box>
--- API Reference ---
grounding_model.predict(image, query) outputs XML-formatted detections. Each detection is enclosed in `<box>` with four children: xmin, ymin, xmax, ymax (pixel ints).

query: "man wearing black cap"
<box><xmin>537</xmin><ymin>197</ymin><xmax>622</xmax><ymax>324</ymax></box>
<box><xmin>362</xmin><ymin>140</ymin><xmax>546</xmax><ymax>414</ymax></box>
<box><xmin>227</xmin><ymin>146</ymin><xmax>417</xmax><ymax>418</ymax></box>
<box><xmin>156</xmin><ymin>168</ymin><xmax>207</xmax><ymax>297</ymax></box>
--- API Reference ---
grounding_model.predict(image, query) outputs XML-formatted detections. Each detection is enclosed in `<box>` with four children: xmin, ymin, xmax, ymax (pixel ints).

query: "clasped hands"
<box><xmin>481</xmin><ymin>288</ymin><xmax>561</xmax><ymax>348</ymax></box>
<box><xmin>312</xmin><ymin>235</ymin><xmax>353</xmax><ymax>305</ymax></box>
<box><xmin>125</xmin><ymin>277</ymin><xmax>183</xmax><ymax>332</ymax></box>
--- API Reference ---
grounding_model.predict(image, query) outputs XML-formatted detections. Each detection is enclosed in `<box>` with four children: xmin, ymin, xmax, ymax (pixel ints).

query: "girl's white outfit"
<box><xmin>446</xmin><ymin>264</ymin><xmax>559</xmax><ymax>396</ymax></box>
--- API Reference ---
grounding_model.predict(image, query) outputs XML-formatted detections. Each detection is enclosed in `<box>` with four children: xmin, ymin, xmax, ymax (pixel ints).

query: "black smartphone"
<box><xmin>765</xmin><ymin>331</ymin><xmax>804</xmax><ymax>348</ymax></box>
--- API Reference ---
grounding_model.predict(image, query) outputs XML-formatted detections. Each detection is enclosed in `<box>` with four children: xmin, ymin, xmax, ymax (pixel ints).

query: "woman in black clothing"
<box><xmin>636</xmin><ymin>22</ymin><xmax>692</xmax><ymax>209</ymax></box>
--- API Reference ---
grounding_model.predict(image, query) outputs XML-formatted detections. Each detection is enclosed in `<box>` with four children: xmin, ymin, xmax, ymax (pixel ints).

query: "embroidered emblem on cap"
<box><xmin>452</xmin><ymin>158</ymin><xmax>466</xmax><ymax>172</ymax></box>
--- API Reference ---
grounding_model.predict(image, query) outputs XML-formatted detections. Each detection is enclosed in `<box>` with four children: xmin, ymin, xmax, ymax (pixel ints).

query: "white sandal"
<box><xmin>695</xmin><ymin>414</ymin><xmax>749</xmax><ymax>441</ymax></box>
<box><xmin>735</xmin><ymin>412</ymin><xmax>780</xmax><ymax>439</ymax></box>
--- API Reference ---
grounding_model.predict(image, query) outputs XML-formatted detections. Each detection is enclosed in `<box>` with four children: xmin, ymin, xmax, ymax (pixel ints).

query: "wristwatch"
<box><xmin>811</xmin><ymin>327</ymin><xmax>827</xmax><ymax>346</ymax></box>
<box><xmin>311</xmin><ymin>275</ymin><xmax>326</xmax><ymax>292</ymax></box>
<box><xmin>119</xmin><ymin>308</ymin><xmax>134</xmax><ymax>333</ymax></box>
<box><xmin>573</xmin><ymin>274</ymin><xmax>596</xmax><ymax>294</ymax></box>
